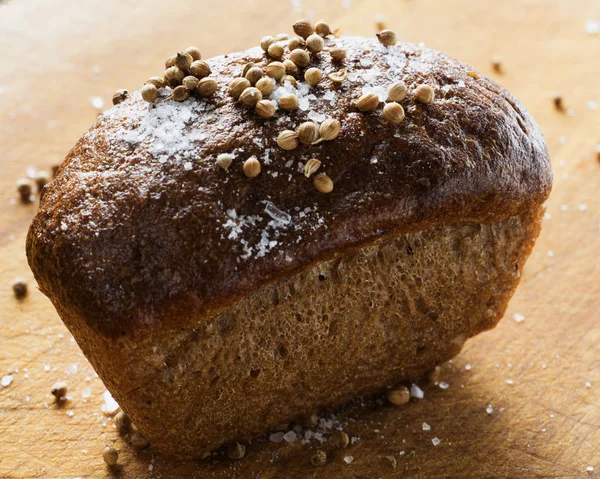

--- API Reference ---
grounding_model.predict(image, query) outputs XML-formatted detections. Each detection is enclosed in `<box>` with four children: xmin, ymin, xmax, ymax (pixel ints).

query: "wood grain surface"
<box><xmin>0</xmin><ymin>0</ymin><xmax>599</xmax><ymax>477</ymax></box>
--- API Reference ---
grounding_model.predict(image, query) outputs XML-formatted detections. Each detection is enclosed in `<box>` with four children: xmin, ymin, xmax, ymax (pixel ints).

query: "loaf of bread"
<box><xmin>27</xmin><ymin>32</ymin><xmax>551</xmax><ymax>457</ymax></box>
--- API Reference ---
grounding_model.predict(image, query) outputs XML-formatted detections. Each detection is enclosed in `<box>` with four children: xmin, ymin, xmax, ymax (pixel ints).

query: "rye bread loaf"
<box><xmin>26</xmin><ymin>36</ymin><xmax>551</xmax><ymax>457</ymax></box>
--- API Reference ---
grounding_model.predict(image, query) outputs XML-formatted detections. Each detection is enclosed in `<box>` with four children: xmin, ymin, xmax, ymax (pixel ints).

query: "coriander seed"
<box><xmin>298</xmin><ymin>121</ymin><xmax>320</xmax><ymax>144</ymax></box>
<box><xmin>277</xmin><ymin>130</ymin><xmax>299</xmax><ymax>150</ymax></box>
<box><xmin>16</xmin><ymin>179</ymin><xmax>33</xmax><ymax>203</ymax></box>
<box><xmin>383</xmin><ymin>102</ymin><xmax>405</xmax><ymax>124</ymax></box>
<box><xmin>103</xmin><ymin>446</ymin><xmax>118</xmax><ymax>466</ymax></box>
<box><xmin>130</xmin><ymin>432</ymin><xmax>149</xmax><ymax>449</ymax></box>
<box><xmin>245</xmin><ymin>66</ymin><xmax>264</xmax><ymax>86</ymax></box>
<box><xmin>239</xmin><ymin>87</ymin><xmax>262</xmax><ymax>107</ymax></box>
<box><xmin>227</xmin><ymin>442</ymin><xmax>246</xmax><ymax>460</ymax></box>
<box><xmin>256</xmin><ymin>77</ymin><xmax>275</xmax><ymax>96</ymax></box>
<box><xmin>387</xmin><ymin>385</ymin><xmax>410</xmax><ymax>405</ymax></box>
<box><xmin>319</xmin><ymin>118</ymin><xmax>341</xmax><ymax>140</ymax></box>
<box><xmin>304</xmin><ymin>158</ymin><xmax>321</xmax><ymax>177</ymax></box>
<box><xmin>283</xmin><ymin>59</ymin><xmax>298</xmax><ymax>74</ymax></box>
<box><xmin>553</xmin><ymin>94</ymin><xmax>564</xmax><ymax>111</ymax></box>
<box><xmin>171</xmin><ymin>85</ymin><xmax>190</xmax><ymax>102</ymax></box>
<box><xmin>415</xmin><ymin>84</ymin><xmax>435</xmax><ymax>104</ymax></box>
<box><xmin>197</xmin><ymin>78</ymin><xmax>218</xmax><ymax>97</ymax></box>
<box><xmin>377</xmin><ymin>29</ymin><xmax>397</xmax><ymax>46</ymax></box>
<box><xmin>315</xmin><ymin>21</ymin><xmax>331</xmax><ymax>37</ymax></box>
<box><xmin>311</xmin><ymin>450</ymin><xmax>327</xmax><ymax>467</ymax></box>
<box><xmin>190</xmin><ymin>60</ymin><xmax>211</xmax><ymax>78</ymax></box>
<box><xmin>266</xmin><ymin>62</ymin><xmax>286</xmax><ymax>80</ymax></box>
<box><xmin>112</xmin><ymin>89</ymin><xmax>128</xmax><ymax>105</ymax></box>
<box><xmin>216</xmin><ymin>153</ymin><xmax>233</xmax><ymax>171</ymax></box>
<box><xmin>184</xmin><ymin>46</ymin><xmax>202</xmax><ymax>61</ymax></box>
<box><xmin>288</xmin><ymin>36</ymin><xmax>306</xmax><ymax>50</ymax></box>
<box><xmin>356</xmin><ymin>92</ymin><xmax>380</xmax><ymax>111</ymax></box>
<box><xmin>141</xmin><ymin>83</ymin><xmax>159</xmax><ymax>103</ymax></box>
<box><xmin>146</xmin><ymin>76</ymin><xmax>166</xmax><ymax>89</ymax></box>
<box><xmin>332</xmin><ymin>430</ymin><xmax>349</xmax><ymax>449</ymax></box>
<box><xmin>261</xmin><ymin>35</ymin><xmax>275</xmax><ymax>52</ymax></box>
<box><xmin>274</xmin><ymin>33</ymin><xmax>289</xmax><ymax>41</ymax></box>
<box><xmin>114</xmin><ymin>411</ymin><xmax>131</xmax><ymax>435</ymax></box>
<box><xmin>278</xmin><ymin>93</ymin><xmax>299</xmax><ymax>111</ymax></box>
<box><xmin>164</xmin><ymin>66</ymin><xmax>185</xmax><ymax>86</ymax></box>
<box><xmin>182</xmin><ymin>76</ymin><xmax>199</xmax><ymax>90</ymax></box>
<box><xmin>491</xmin><ymin>56</ymin><xmax>503</xmax><ymax>73</ymax></box>
<box><xmin>306</xmin><ymin>33</ymin><xmax>324</xmax><ymax>53</ymax></box>
<box><xmin>228</xmin><ymin>77</ymin><xmax>251</xmax><ymax>99</ymax></box>
<box><xmin>387</xmin><ymin>81</ymin><xmax>407</xmax><ymax>102</ymax></box>
<box><xmin>243</xmin><ymin>156</ymin><xmax>261</xmax><ymax>178</ymax></box>
<box><xmin>293</xmin><ymin>19</ymin><xmax>314</xmax><ymax>39</ymax></box>
<box><xmin>304</xmin><ymin>67</ymin><xmax>323</xmax><ymax>86</ymax></box>
<box><xmin>165</xmin><ymin>55</ymin><xmax>177</xmax><ymax>69</ymax></box>
<box><xmin>175</xmin><ymin>52</ymin><xmax>193</xmax><ymax>72</ymax></box>
<box><xmin>313</xmin><ymin>173</ymin><xmax>333</xmax><ymax>193</ymax></box>
<box><xmin>267</xmin><ymin>42</ymin><xmax>285</xmax><ymax>59</ymax></box>
<box><xmin>255</xmin><ymin>100</ymin><xmax>276</xmax><ymax>118</ymax></box>
<box><xmin>35</xmin><ymin>171</ymin><xmax>50</xmax><ymax>190</ymax></box>
<box><xmin>242</xmin><ymin>62</ymin><xmax>255</xmax><ymax>78</ymax></box>
<box><xmin>328</xmin><ymin>69</ymin><xmax>347</xmax><ymax>83</ymax></box>
<box><xmin>12</xmin><ymin>277</ymin><xmax>27</xmax><ymax>299</ymax></box>
<box><xmin>329</xmin><ymin>47</ymin><xmax>346</xmax><ymax>62</ymax></box>
<box><xmin>51</xmin><ymin>381</ymin><xmax>68</xmax><ymax>400</ymax></box>
<box><xmin>289</xmin><ymin>48</ymin><xmax>311</xmax><ymax>67</ymax></box>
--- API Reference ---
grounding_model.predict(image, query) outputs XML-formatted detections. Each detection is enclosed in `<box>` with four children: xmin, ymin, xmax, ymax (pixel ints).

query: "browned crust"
<box><xmin>26</xmin><ymin>37</ymin><xmax>552</xmax><ymax>337</ymax></box>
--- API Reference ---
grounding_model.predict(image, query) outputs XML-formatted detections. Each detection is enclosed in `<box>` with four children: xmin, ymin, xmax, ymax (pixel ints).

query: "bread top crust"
<box><xmin>27</xmin><ymin>37</ymin><xmax>552</xmax><ymax>337</ymax></box>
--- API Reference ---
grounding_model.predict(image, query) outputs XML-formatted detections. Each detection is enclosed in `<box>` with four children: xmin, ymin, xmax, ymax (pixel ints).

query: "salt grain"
<box><xmin>587</xmin><ymin>100</ymin><xmax>598</xmax><ymax>110</ymax></box>
<box><xmin>585</xmin><ymin>20</ymin><xmax>599</xmax><ymax>35</ymax></box>
<box><xmin>269</xmin><ymin>432</ymin><xmax>285</xmax><ymax>443</ymax></box>
<box><xmin>283</xmin><ymin>431</ymin><xmax>297</xmax><ymax>443</ymax></box>
<box><xmin>513</xmin><ymin>313</ymin><xmax>525</xmax><ymax>323</ymax></box>
<box><xmin>506</xmin><ymin>379</ymin><xmax>514</xmax><ymax>385</ymax></box>
<box><xmin>1</xmin><ymin>374</ymin><xmax>14</xmax><ymax>387</ymax></box>
<box><xmin>422</xmin><ymin>422</ymin><xmax>431</xmax><ymax>431</ymax></box>
<box><xmin>587</xmin><ymin>466</ymin><xmax>595</xmax><ymax>473</ymax></box>
<box><xmin>343</xmin><ymin>456</ymin><xmax>354</xmax><ymax>464</ymax></box>
<box><xmin>486</xmin><ymin>405</ymin><xmax>493</xmax><ymax>414</ymax></box>
<box><xmin>439</xmin><ymin>381</ymin><xmax>449</xmax><ymax>390</ymax></box>
<box><xmin>90</xmin><ymin>96</ymin><xmax>104</xmax><ymax>110</ymax></box>
<box><xmin>410</xmin><ymin>384</ymin><xmax>424</xmax><ymax>399</ymax></box>
<box><xmin>101</xmin><ymin>390</ymin><xmax>119</xmax><ymax>416</ymax></box>
<box><xmin>465</xmin><ymin>364</ymin><xmax>472</xmax><ymax>371</ymax></box>
<box><xmin>578</xmin><ymin>203</ymin><xmax>588</xmax><ymax>211</ymax></box>
<box><xmin>585</xmin><ymin>381</ymin><xmax>591</xmax><ymax>388</ymax></box>
<box><xmin>432</xmin><ymin>437</ymin><xmax>441</xmax><ymax>446</ymax></box>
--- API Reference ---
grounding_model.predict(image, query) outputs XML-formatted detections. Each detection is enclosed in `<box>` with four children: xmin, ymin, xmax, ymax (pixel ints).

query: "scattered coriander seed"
<box><xmin>239</xmin><ymin>87</ymin><xmax>262</xmax><ymax>107</ymax></box>
<box><xmin>255</xmin><ymin>99</ymin><xmax>276</xmax><ymax>118</ymax></box>
<box><xmin>288</xmin><ymin>36</ymin><xmax>306</xmax><ymax>50</ymax></box>
<box><xmin>304</xmin><ymin>158</ymin><xmax>322</xmax><ymax>177</ymax></box>
<box><xmin>319</xmin><ymin>118</ymin><xmax>341</xmax><ymax>140</ymax></box>
<box><xmin>266</xmin><ymin>61</ymin><xmax>286</xmax><ymax>80</ymax></box>
<box><xmin>256</xmin><ymin>77</ymin><xmax>275</xmax><ymax>96</ymax></box>
<box><xmin>356</xmin><ymin>92</ymin><xmax>380</xmax><ymax>112</ymax></box>
<box><xmin>311</xmin><ymin>450</ymin><xmax>327</xmax><ymax>467</ymax></box>
<box><xmin>329</xmin><ymin>47</ymin><xmax>347</xmax><ymax>62</ymax></box>
<box><xmin>112</xmin><ymin>89</ymin><xmax>128</xmax><ymax>105</ymax></box>
<box><xmin>146</xmin><ymin>76</ymin><xmax>166</xmax><ymax>89</ymax></box>
<box><xmin>51</xmin><ymin>381</ymin><xmax>68</xmax><ymax>400</ymax></box>
<box><xmin>227</xmin><ymin>442</ymin><xmax>246</xmax><ymax>460</ymax></box>
<box><xmin>328</xmin><ymin>68</ymin><xmax>347</xmax><ymax>83</ymax></box>
<box><xmin>245</xmin><ymin>66</ymin><xmax>264</xmax><ymax>86</ymax></box>
<box><xmin>293</xmin><ymin>19</ymin><xmax>314</xmax><ymax>39</ymax></box>
<box><xmin>164</xmin><ymin>66</ymin><xmax>185</xmax><ymax>86</ymax></box>
<box><xmin>267</xmin><ymin>42</ymin><xmax>285</xmax><ymax>59</ymax></box>
<box><xmin>261</xmin><ymin>35</ymin><xmax>275</xmax><ymax>52</ymax></box>
<box><xmin>35</xmin><ymin>170</ymin><xmax>50</xmax><ymax>190</ymax></box>
<box><xmin>387</xmin><ymin>81</ymin><xmax>407</xmax><ymax>102</ymax></box>
<box><xmin>426</xmin><ymin>365</ymin><xmax>441</xmax><ymax>383</ymax></box>
<box><xmin>190</xmin><ymin>60</ymin><xmax>211</xmax><ymax>78</ymax></box>
<box><xmin>274</xmin><ymin>33</ymin><xmax>289</xmax><ymax>41</ymax></box>
<box><xmin>306</xmin><ymin>33</ymin><xmax>324</xmax><ymax>53</ymax></box>
<box><xmin>114</xmin><ymin>411</ymin><xmax>131</xmax><ymax>435</ymax></box>
<box><xmin>141</xmin><ymin>83</ymin><xmax>159</xmax><ymax>103</ymax></box>
<box><xmin>315</xmin><ymin>20</ymin><xmax>331</xmax><ymax>37</ymax></box>
<box><xmin>377</xmin><ymin>29</ymin><xmax>397</xmax><ymax>46</ymax></box>
<box><xmin>184</xmin><ymin>46</ymin><xmax>202</xmax><ymax>61</ymax></box>
<box><xmin>298</xmin><ymin>121</ymin><xmax>320</xmax><ymax>144</ymax></box>
<box><xmin>243</xmin><ymin>156</ymin><xmax>261</xmax><ymax>178</ymax></box>
<box><xmin>12</xmin><ymin>278</ymin><xmax>27</xmax><ymax>299</ymax></box>
<box><xmin>313</xmin><ymin>173</ymin><xmax>333</xmax><ymax>193</ymax></box>
<box><xmin>383</xmin><ymin>102</ymin><xmax>405</xmax><ymax>124</ymax></box>
<box><xmin>283</xmin><ymin>59</ymin><xmax>298</xmax><ymax>74</ymax></box>
<box><xmin>16</xmin><ymin>178</ymin><xmax>33</xmax><ymax>203</ymax></box>
<box><xmin>242</xmin><ymin>62</ymin><xmax>255</xmax><ymax>78</ymax></box>
<box><xmin>171</xmin><ymin>85</ymin><xmax>190</xmax><ymax>102</ymax></box>
<box><xmin>332</xmin><ymin>430</ymin><xmax>349</xmax><ymax>449</ymax></box>
<box><xmin>130</xmin><ymin>432</ymin><xmax>149</xmax><ymax>449</ymax></box>
<box><xmin>216</xmin><ymin>153</ymin><xmax>233</xmax><ymax>171</ymax></box>
<box><xmin>387</xmin><ymin>385</ymin><xmax>410</xmax><ymax>405</ymax></box>
<box><xmin>103</xmin><ymin>446</ymin><xmax>118</xmax><ymax>466</ymax></box>
<box><xmin>175</xmin><ymin>52</ymin><xmax>193</xmax><ymax>72</ymax></box>
<box><xmin>491</xmin><ymin>56</ymin><xmax>503</xmax><ymax>73</ymax></box>
<box><xmin>277</xmin><ymin>130</ymin><xmax>299</xmax><ymax>150</ymax></box>
<box><xmin>182</xmin><ymin>76</ymin><xmax>199</xmax><ymax>90</ymax></box>
<box><xmin>289</xmin><ymin>48</ymin><xmax>311</xmax><ymax>67</ymax></box>
<box><xmin>278</xmin><ymin>93</ymin><xmax>299</xmax><ymax>110</ymax></box>
<box><xmin>165</xmin><ymin>55</ymin><xmax>177</xmax><ymax>69</ymax></box>
<box><xmin>280</xmin><ymin>75</ymin><xmax>297</xmax><ymax>87</ymax></box>
<box><xmin>197</xmin><ymin>78</ymin><xmax>218</xmax><ymax>97</ymax></box>
<box><xmin>304</xmin><ymin>67</ymin><xmax>323</xmax><ymax>86</ymax></box>
<box><xmin>228</xmin><ymin>77</ymin><xmax>251</xmax><ymax>99</ymax></box>
<box><xmin>415</xmin><ymin>84</ymin><xmax>435</xmax><ymax>104</ymax></box>
<box><xmin>553</xmin><ymin>94</ymin><xmax>564</xmax><ymax>111</ymax></box>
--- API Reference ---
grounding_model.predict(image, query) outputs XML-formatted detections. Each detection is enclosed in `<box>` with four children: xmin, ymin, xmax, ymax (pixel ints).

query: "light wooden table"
<box><xmin>1</xmin><ymin>0</ymin><xmax>599</xmax><ymax>477</ymax></box>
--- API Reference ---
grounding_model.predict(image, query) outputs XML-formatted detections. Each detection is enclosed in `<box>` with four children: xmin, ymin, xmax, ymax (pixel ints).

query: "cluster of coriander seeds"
<box><xmin>139</xmin><ymin>46</ymin><xmax>219</xmax><ymax>104</ymax></box>
<box><xmin>276</xmin><ymin>118</ymin><xmax>340</xmax><ymax>151</ymax></box>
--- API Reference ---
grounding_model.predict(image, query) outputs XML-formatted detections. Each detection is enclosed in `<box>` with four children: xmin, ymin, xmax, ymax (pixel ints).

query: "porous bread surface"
<box><xmin>27</xmin><ymin>37</ymin><xmax>551</xmax><ymax>336</ymax></box>
<box><xmin>68</xmin><ymin>208</ymin><xmax>542</xmax><ymax>457</ymax></box>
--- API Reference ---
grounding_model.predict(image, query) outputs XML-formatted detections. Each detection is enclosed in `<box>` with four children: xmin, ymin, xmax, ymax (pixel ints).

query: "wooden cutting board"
<box><xmin>1</xmin><ymin>0</ymin><xmax>598</xmax><ymax>477</ymax></box>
